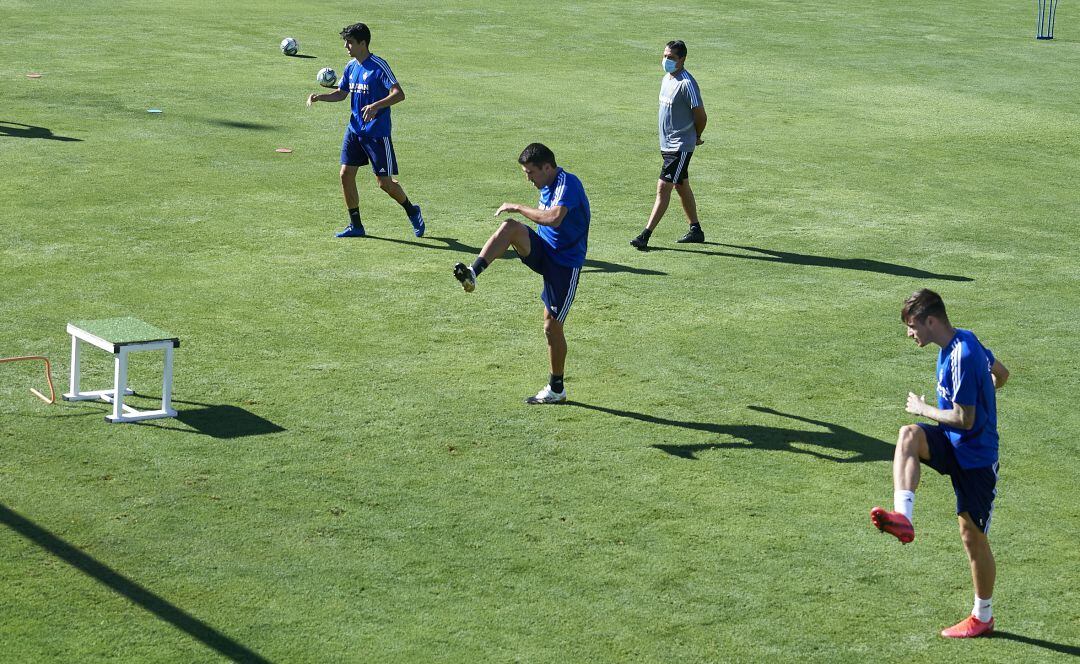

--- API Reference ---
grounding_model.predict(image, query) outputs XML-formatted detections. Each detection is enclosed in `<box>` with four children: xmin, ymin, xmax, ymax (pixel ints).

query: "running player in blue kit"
<box><xmin>871</xmin><ymin>289</ymin><xmax>1010</xmax><ymax>639</ymax></box>
<box><xmin>454</xmin><ymin>144</ymin><xmax>590</xmax><ymax>405</ymax></box>
<box><xmin>307</xmin><ymin>22</ymin><xmax>424</xmax><ymax>238</ymax></box>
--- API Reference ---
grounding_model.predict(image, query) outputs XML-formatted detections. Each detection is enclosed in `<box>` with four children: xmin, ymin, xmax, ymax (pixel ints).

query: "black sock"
<box><xmin>471</xmin><ymin>257</ymin><xmax>488</xmax><ymax>277</ymax></box>
<box><xmin>640</xmin><ymin>228</ymin><xmax>652</xmax><ymax>239</ymax></box>
<box><xmin>399</xmin><ymin>197</ymin><xmax>415</xmax><ymax>214</ymax></box>
<box><xmin>550</xmin><ymin>374</ymin><xmax>564</xmax><ymax>393</ymax></box>
<box><xmin>348</xmin><ymin>208</ymin><xmax>362</xmax><ymax>227</ymax></box>
<box><xmin>690</xmin><ymin>222</ymin><xmax>702</xmax><ymax>230</ymax></box>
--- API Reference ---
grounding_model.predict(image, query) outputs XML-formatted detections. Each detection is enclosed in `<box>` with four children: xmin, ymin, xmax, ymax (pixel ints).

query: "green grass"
<box><xmin>2</xmin><ymin>0</ymin><xmax>1079</xmax><ymax>661</ymax></box>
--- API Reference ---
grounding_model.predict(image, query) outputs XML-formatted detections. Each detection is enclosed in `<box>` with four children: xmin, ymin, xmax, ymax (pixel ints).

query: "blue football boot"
<box><xmin>408</xmin><ymin>205</ymin><xmax>425</xmax><ymax>237</ymax></box>
<box><xmin>335</xmin><ymin>223</ymin><xmax>366</xmax><ymax>238</ymax></box>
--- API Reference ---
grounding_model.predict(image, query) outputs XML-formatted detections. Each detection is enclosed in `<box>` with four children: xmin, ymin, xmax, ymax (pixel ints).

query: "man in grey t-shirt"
<box><xmin>631</xmin><ymin>40</ymin><xmax>708</xmax><ymax>250</ymax></box>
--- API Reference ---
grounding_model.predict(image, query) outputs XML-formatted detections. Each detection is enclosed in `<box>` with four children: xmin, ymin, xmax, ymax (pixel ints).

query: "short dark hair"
<box><xmin>518</xmin><ymin>143</ymin><xmax>557</xmax><ymax>168</ymax></box>
<box><xmin>666</xmin><ymin>40</ymin><xmax>687</xmax><ymax>59</ymax></box>
<box><xmin>340</xmin><ymin>22</ymin><xmax>371</xmax><ymax>45</ymax></box>
<box><xmin>901</xmin><ymin>288</ymin><xmax>948</xmax><ymax>325</ymax></box>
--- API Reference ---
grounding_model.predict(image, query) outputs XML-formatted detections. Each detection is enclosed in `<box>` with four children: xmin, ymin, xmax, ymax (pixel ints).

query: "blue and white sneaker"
<box><xmin>408</xmin><ymin>205</ymin><xmax>425</xmax><ymax>237</ymax></box>
<box><xmin>336</xmin><ymin>223</ymin><xmax>366</xmax><ymax>238</ymax></box>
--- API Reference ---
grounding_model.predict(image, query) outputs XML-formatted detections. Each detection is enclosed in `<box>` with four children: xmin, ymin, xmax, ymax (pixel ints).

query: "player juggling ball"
<box><xmin>307</xmin><ymin>22</ymin><xmax>424</xmax><ymax>238</ymax></box>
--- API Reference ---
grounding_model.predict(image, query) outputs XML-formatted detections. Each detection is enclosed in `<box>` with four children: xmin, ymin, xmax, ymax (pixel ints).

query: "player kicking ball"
<box><xmin>307</xmin><ymin>22</ymin><xmax>424</xmax><ymax>238</ymax></box>
<box><xmin>454</xmin><ymin>143</ymin><xmax>591</xmax><ymax>405</ymax></box>
<box><xmin>872</xmin><ymin>289</ymin><xmax>1009</xmax><ymax>638</ymax></box>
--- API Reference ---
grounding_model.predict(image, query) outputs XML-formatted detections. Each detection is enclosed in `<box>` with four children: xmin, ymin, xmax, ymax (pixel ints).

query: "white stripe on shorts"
<box><xmin>557</xmin><ymin>267</ymin><xmax>580</xmax><ymax>324</ymax></box>
<box><xmin>673</xmin><ymin>151</ymin><xmax>690</xmax><ymax>181</ymax></box>
<box><xmin>984</xmin><ymin>461</ymin><xmax>999</xmax><ymax>535</ymax></box>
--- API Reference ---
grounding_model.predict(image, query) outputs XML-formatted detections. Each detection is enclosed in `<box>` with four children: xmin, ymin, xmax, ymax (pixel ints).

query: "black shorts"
<box><xmin>919</xmin><ymin>423</ymin><xmax>999</xmax><ymax>534</ymax></box>
<box><xmin>660</xmin><ymin>150</ymin><xmax>693</xmax><ymax>184</ymax></box>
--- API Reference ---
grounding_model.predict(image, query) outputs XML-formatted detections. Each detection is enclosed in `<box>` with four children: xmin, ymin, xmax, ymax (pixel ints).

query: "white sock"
<box><xmin>973</xmin><ymin>596</ymin><xmax>992</xmax><ymax>622</ymax></box>
<box><xmin>893</xmin><ymin>490</ymin><xmax>915</xmax><ymax>522</ymax></box>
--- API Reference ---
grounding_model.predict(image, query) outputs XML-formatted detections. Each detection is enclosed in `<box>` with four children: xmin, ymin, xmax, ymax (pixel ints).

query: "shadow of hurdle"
<box><xmin>131</xmin><ymin>396</ymin><xmax>285</xmax><ymax>439</ymax></box>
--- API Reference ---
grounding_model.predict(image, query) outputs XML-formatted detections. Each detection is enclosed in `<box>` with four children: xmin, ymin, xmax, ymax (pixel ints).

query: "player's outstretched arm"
<box><xmin>906</xmin><ymin>393</ymin><xmax>975</xmax><ymax>430</ymax></box>
<box><xmin>307</xmin><ymin>89</ymin><xmax>349</xmax><ymax>106</ymax></box>
<box><xmin>495</xmin><ymin>203</ymin><xmax>567</xmax><ymax>227</ymax></box>
<box><xmin>990</xmin><ymin>360</ymin><xmax>1009</xmax><ymax>389</ymax></box>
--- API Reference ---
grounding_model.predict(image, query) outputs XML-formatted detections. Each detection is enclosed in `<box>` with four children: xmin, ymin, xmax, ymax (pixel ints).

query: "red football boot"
<box><xmin>941</xmin><ymin>615</ymin><xmax>994</xmax><ymax>638</ymax></box>
<box><xmin>870</xmin><ymin>507</ymin><xmax>915</xmax><ymax>544</ymax></box>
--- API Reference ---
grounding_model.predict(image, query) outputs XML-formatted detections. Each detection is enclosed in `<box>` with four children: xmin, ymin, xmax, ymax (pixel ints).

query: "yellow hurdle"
<box><xmin>0</xmin><ymin>355</ymin><xmax>56</xmax><ymax>404</ymax></box>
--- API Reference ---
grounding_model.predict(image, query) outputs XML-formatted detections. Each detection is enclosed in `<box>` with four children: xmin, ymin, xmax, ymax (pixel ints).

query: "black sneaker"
<box><xmin>453</xmin><ymin>262</ymin><xmax>476</xmax><ymax>292</ymax></box>
<box><xmin>676</xmin><ymin>226</ymin><xmax>705</xmax><ymax>243</ymax></box>
<box><xmin>630</xmin><ymin>233</ymin><xmax>650</xmax><ymax>250</ymax></box>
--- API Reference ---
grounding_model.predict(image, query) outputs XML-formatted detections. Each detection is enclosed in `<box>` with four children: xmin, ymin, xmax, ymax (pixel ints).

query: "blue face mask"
<box><xmin>662</xmin><ymin>58</ymin><xmax>678</xmax><ymax>74</ymax></box>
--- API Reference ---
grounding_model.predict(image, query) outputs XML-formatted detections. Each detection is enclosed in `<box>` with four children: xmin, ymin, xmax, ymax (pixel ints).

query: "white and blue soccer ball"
<box><xmin>316</xmin><ymin>67</ymin><xmax>337</xmax><ymax>88</ymax></box>
<box><xmin>280</xmin><ymin>37</ymin><xmax>298</xmax><ymax>56</ymax></box>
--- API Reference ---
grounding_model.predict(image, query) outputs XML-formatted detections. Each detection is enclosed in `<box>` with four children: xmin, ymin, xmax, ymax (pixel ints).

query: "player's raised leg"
<box><xmin>871</xmin><ymin>423</ymin><xmax>928</xmax><ymax>544</ymax></box>
<box><xmin>337</xmin><ymin>164</ymin><xmax>366</xmax><ymax>237</ymax></box>
<box><xmin>454</xmin><ymin>219</ymin><xmax>532</xmax><ymax>292</ymax></box>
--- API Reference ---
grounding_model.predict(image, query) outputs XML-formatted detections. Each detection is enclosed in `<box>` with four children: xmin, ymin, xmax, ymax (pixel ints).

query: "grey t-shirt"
<box><xmin>658</xmin><ymin>69</ymin><xmax>703</xmax><ymax>152</ymax></box>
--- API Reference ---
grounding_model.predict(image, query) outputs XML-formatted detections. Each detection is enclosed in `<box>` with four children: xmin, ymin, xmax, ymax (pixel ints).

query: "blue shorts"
<box><xmin>519</xmin><ymin>227</ymin><xmax>581</xmax><ymax>323</ymax></box>
<box><xmin>340</xmin><ymin>131</ymin><xmax>398</xmax><ymax>176</ymax></box>
<box><xmin>919</xmin><ymin>423</ymin><xmax>999</xmax><ymax>534</ymax></box>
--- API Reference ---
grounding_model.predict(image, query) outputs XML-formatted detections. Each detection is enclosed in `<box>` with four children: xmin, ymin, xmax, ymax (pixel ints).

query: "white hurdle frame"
<box><xmin>63</xmin><ymin>323</ymin><xmax>178</xmax><ymax>423</ymax></box>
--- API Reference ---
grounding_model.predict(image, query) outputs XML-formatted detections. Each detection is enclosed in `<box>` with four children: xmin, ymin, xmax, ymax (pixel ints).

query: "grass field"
<box><xmin>2</xmin><ymin>0</ymin><xmax>1079</xmax><ymax>661</ymax></box>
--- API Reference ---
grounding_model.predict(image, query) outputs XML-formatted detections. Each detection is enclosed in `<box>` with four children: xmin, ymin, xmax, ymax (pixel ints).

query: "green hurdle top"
<box><xmin>69</xmin><ymin>317</ymin><xmax>179</xmax><ymax>350</ymax></box>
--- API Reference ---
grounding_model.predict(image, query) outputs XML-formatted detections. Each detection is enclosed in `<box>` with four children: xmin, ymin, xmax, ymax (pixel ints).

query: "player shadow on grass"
<box><xmin>0</xmin><ymin>121</ymin><xmax>81</xmax><ymax>141</ymax></box>
<box><xmin>0</xmin><ymin>503</ymin><xmax>272</xmax><ymax>663</ymax></box>
<box><xmin>204</xmin><ymin>119</ymin><xmax>278</xmax><ymax>131</ymax></box>
<box><xmin>990</xmin><ymin>631</ymin><xmax>1080</xmax><ymax>657</ymax></box>
<box><xmin>646</xmin><ymin>242</ymin><xmax>972</xmax><ymax>282</ymax></box>
<box><xmin>129</xmin><ymin>394</ymin><xmax>285</xmax><ymax>439</ymax></box>
<box><xmin>567</xmin><ymin>402</ymin><xmax>892</xmax><ymax>463</ymax></box>
<box><xmin>366</xmin><ymin>235</ymin><xmax>667</xmax><ymax>276</ymax></box>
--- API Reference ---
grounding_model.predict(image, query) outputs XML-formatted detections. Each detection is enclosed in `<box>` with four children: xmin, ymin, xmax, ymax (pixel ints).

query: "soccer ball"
<box><xmin>316</xmin><ymin>67</ymin><xmax>337</xmax><ymax>88</ymax></box>
<box><xmin>280</xmin><ymin>37</ymin><xmax>298</xmax><ymax>56</ymax></box>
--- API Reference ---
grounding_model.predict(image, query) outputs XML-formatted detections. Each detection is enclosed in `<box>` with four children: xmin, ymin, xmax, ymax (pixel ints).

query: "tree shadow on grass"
<box><xmin>0</xmin><ymin>503</ymin><xmax>272</xmax><ymax>663</ymax></box>
<box><xmin>566</xmin><ymin>402</ymin><xmax>892</xmax><ymax>463</ymax></box>
<box><xmin>990</xmin><ymin>631</ymin><xmax>1080</xmax><ymax>657</ymax></box>
<box><xmin>0</xmin><ymin>121</ymin><xmax>81</xmax><ymax>141</ymax></box>
<box><xmin>646</xmin><ymin>242</ymin><xmax>972</xmax><ymax>281</ymax></box>
<box><xmin>366</xmin><ymin>235</ymin><xmax>666</xmax><ymax>276</ymax></box>
<box><xmin>131</xmin><ymin>395</ymin><xmax>285</xmax><ymax>439</ymax></box>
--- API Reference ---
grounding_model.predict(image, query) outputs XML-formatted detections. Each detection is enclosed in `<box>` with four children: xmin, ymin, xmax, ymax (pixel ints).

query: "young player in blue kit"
<box><xmin>453</xmin><ymin>144</ymin><xmax>590</xmax><ymax>405</ymax></box>
<box><xmin>871</xmin><ymin>289</ymin><xmax>1010</xmax><ymax>639</ymax></box>
<box><xmin>307</xmin><ymin>22</ymin><xmax>424</xmax><ymax>238</ymax></box>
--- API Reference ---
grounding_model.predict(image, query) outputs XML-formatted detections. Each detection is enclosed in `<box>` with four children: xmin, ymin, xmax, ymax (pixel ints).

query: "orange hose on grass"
<box><xmin>0</xmin><ymin>355</ymin><xmax>56</xmax><ymax>404</ymax></box>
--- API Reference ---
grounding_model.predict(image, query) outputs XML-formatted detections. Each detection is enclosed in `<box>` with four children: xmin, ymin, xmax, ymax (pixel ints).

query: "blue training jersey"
<box><xmin>338</xmin><ymin>54</ymin><xmax>398</xmax><ymax>137</ymax></box>
<box><xmin>537</xmin><ymin>168</ymin><xmax>590</xmax><ymax>268</ymax></box>
<box><xmin>936</xmin><ymin>329</ymin><xmax>999</xmax><ymax>469</ymax></box>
